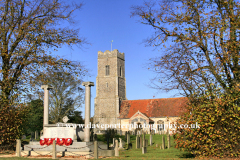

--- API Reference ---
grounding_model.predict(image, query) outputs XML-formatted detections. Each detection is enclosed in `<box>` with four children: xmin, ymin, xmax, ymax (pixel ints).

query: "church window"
<box><xmin>106</xmin><ymin>82</ymin><xmax>108</xmax><ymax>88</ymax></box>
<box><xmin>157</xmin><ymin>120</ymin><xmax>164</xmax><ymax>131</ymax></box>
<box><xmin>120</xmin><ymin>66</ymin><xmax>122</xmax><ymax>77</ymax></box>
<box><xmin>105</xmin><ymin>65</ymin><xmax>110</xmax><ymax>76</ymax></box>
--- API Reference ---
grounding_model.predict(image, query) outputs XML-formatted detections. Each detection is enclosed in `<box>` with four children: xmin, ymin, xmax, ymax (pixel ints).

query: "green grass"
<box><xmin>127</xmin><ymin>134</ymin><xmax>192</xmax><ymax>159</ymax></box>
<box><xmin>95</xmin><ymin>134</ymin><xmax>194</xmax><ymax>160</ymax></box>
<box><xmin>0</xmin><ymin>158</ymin><xmax>52</xmax><ymax>160</ymax></box>
<box><xmin>0</xmin><ymin>134</ymin><xmax>194</xmax><ymax>160</ymax></box>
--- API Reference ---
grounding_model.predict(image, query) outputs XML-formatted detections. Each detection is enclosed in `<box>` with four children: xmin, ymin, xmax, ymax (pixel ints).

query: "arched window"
<box><xmin>120</xmin><ymin>66</ymin><xmax>122</xmax><ymax>77</ymax></box>
<box><xmin>157</xmin><ymin>120</ymin><xmax>164</xmax><ymax>131</ymax></box>
<box><xmin>105</xmin><ymin>65</ymin><xmax>110</xmax><ymax>76</ymax></box>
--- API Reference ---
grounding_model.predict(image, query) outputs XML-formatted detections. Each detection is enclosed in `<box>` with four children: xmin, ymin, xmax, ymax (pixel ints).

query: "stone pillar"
<box><xmin>52</xmin><ymin>140</ymin><xmax>56</xmax><ymax>159</ymax></box>
<box><xmin>41</xmin><ymin>85</ymin><xmax>52</xmax><ymax>127</ymax></box>
<box><xmin>82</xmin><ymin>82</ymin><xmax>94</xmax><ymax>142</ymax></box>
<box><xmin>94</xmin><ymin>141</ymin><xmax>98</xmax><ymax>159</ymax></box>
<box><xmin>16</xmin><ymin>139</ymin><xmax>21</xmax><ymax>157</ymax></box>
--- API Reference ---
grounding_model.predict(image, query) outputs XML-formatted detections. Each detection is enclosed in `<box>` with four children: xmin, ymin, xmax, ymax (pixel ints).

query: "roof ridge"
<box><xmin>121</xmin><ymin>97</ymin><xmax>186</xmax><ymax>101</ymax></box>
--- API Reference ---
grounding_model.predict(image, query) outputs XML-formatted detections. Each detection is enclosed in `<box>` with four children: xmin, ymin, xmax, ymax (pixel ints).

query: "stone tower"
<box><xmin>94</xmin><ymin>49</ymin><xmax>126</xmax><ymax>131</ymax></box>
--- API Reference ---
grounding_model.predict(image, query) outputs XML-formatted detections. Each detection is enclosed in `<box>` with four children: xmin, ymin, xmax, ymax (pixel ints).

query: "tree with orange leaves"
<box><xmin>0</xmin><ymin>0</ymin><xmax>86</xmax><ymax>149</ymax></box>
<box><xmin>132</xmin><ymin>0</ymin><xmax>240</xmax><ymax>158</ymax></box>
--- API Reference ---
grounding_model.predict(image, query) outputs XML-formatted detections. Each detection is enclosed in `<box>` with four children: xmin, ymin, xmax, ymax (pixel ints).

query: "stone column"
<box><xmin>41</xmin><ymin>85</ymin><xmax>52</xmax><ymax>127</ymax></box>
<box><xmin>82</xmin><ymin>82</ymin><xmax>94</xmax><ymax>142</ymax></box>
<box><xmin>52</xmin><ymin>140</ymin><xmax>56</xmax><ymax>159</ymax></box>
<box><xmin>16</xmin><ymin>139</ymin><xmax>21</xmax><ymax>157</ymax></box>
<box><xmin>94</xmin><ymin>141</ymin><xmax>98</xmax><ymax>159</ymax></box>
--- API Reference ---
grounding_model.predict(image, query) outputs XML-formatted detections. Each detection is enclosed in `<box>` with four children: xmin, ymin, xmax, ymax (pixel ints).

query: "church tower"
<box><xmin>94</xmin><ymin>49</ymin><xmax>126</xmax><ymax>131</ymax></box>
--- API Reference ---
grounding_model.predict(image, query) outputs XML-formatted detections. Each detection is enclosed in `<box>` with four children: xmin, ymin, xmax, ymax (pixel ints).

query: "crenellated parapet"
<box><xmin>98</xmin><ymin>49</ymin><xmax>125</xmax><ymax>60</ymax></box>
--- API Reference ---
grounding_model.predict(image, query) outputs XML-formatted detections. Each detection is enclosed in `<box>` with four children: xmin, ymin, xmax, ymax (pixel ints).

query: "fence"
<box><xmin>16</xmin><ymin>139</ymin><xmax>118</xmax><ymax>159</ymax></box>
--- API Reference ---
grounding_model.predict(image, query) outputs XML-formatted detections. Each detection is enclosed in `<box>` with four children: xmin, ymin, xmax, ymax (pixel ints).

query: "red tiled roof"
<box><xmin>119</xmin><ymin>97</ymin><xmax>188</xmax><ymax>119</ymax></box>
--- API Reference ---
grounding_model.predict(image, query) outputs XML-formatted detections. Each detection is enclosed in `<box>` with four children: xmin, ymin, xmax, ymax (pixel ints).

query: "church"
<box><xmin>93</xmin><ymin>49</ymin><xmax>187</xmax><ymax>134</ymax></box>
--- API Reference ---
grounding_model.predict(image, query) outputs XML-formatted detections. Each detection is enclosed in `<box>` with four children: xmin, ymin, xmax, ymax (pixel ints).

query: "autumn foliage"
<box><xmin>174</xmin><ymin>93</ymin><xmax>240</xmax><ymax>158</ymax></box>
<box><xmin>0</xmin><ymin>0</ymin><xmax>85</xmax><ymax>148</ymax></box>
<box><xmin>0</xmin><ymin>104</ymin><xmax>29</xmax><ymax>150</ymax></box>
<box><xmin>132</xmin><ymin>0</ymin><xmax>240</xmax><ymax>158</ymax></box>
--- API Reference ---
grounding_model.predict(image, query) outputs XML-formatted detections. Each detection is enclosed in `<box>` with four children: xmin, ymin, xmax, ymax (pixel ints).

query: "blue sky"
<box><xmin>52</xmin><ymin>0</ymin><xmax>180</xmax><ymax>118</ymax></box>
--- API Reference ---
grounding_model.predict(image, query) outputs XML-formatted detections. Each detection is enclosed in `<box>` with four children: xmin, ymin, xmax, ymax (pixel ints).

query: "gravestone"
<box><xmin>156</xmin><ymin>144</ymin><xmax>158</xmax><ymax>147</ymax></box>
<box><xmin>128</xmin><ymin>143</ymin><xmax>132</xmax><ymax>149</ymax></box>
<box><xmin>30</xmin><ymin>132</ymin><xmax>34</xmax><ymax>141</ymax></box>
<box><xmin>142</xmin><ymin>132</ymin><xmax>145</xmax><ymax>147</ymax></box>
<box><xmin>113</xmin><ymin>138</ymin><xmax>116</xmax><ymax>147</ymax></box>
<box><xmin>162</xmin><ymin>136</ymin><xmax>165</xmax><ymax>150</ymax></box>
<box><xmin>150</xmin><ymin>134</ymin><xmax>152</xmax><ymax>146</ymax></box>
<box><xmin>119</xmin><ymin>138</ymin><xmax>123</xmax><ymax>149</ymax></box>
<box><xmin>35</xmin><ymin>131</ymin><xmax>39</xmax><ymax>140</ymax></box>
<box><xmin>127</xmin><ymin>131</ymin><xmax>130</xmax><ymax>144</ymax></box>
<box><xmin>142</xmin><ymin>147</ymin><xmax>147</xmax><ymax>154</ymax></box>
<box><xmin>140</xmin><ymin>136</ymin><xmax>142</xmax><ymax>148</ymax></box>
<box><xmin>111</xmin><ymin>129</ymin><xmax>115</xmax><ymax>138</ymax></box>
<box><xmin>107</xmin><ymin>131</ymin><xmax>110</xmax><ymax>149</ymax></box>
<box><xmin>115</xmin><ymin>140</ymin><xmax>119</xmax><ymax>156</ymax></box>
<box><xmin>168</xmin><ymin>134</ymin><xmax>170</xmax><ymax>149</ymax></box>
<box><xmin>94</xmin><ymin>134</ymin><xmax>98</xmax><ymax>141</ymax></box>
<box><xmin>90</xmin><ymin>130</ymin><xmax>94</xmax><ymax>142</ymax></box>
<box><xmin>136</xmin><ymin>136</ymin><xmax>140</xmax><ymax>149</ymax></box>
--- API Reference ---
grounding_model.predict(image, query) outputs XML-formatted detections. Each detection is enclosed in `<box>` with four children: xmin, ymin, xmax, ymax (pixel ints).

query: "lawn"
<box><xmin>93</xmin><ymin>134</ymin><xmax>194</xmax><ymax>160</ymax></box>
<box><xmin>0</xmin><ymin>134</ymin><xmax>194</xmax><ymax>160</ymax></box>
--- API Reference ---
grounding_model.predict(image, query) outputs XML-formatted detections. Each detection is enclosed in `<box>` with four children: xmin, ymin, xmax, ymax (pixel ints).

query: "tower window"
<box><xmin>105</xmin><ymin>65</ymin><xmax>110</xmax><ymax>76</ymax></box>
<box><xmin>120</xmin><ymin>66</ymin><xmax>122</xmax><ymax>77</ymax></box>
